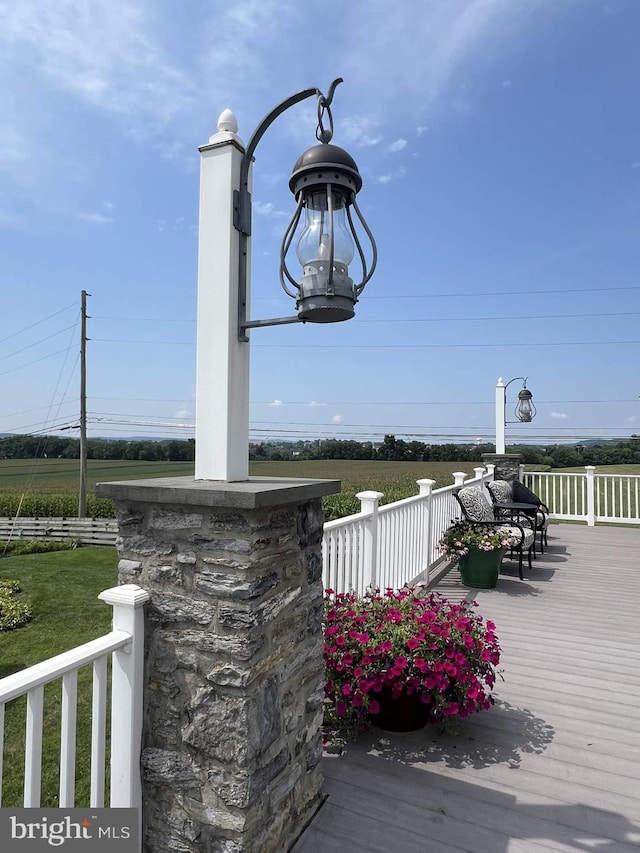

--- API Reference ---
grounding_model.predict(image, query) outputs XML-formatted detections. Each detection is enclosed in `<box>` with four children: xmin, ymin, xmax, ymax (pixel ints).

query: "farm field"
<box><xmin>2</xmin><ymin>458</ymin><xmax>637</xmax><ymax>520</ymax></box>
<box><xmin>0</xmin><ymin>457</ymin><xmax>482</xmax><ymax>491</ymax></box>
<box><xmin>0</xmin><ymin>458</ymin><xmax>485</xmax><ymax>519</ymax></box>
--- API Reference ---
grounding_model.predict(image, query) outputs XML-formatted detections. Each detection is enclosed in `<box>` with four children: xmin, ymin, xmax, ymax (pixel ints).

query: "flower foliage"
<box><xmin>439</xmin><ymin>520</ymin><xmax>516</xmax><ymax>559</ymax></box>
<box><xmin>0</xmin><ymin>580</ymin><xmax>33</xmax><ymax>632</ymax></box>
<box><xmin>323</xmin><ymin>586</ymin><xmax>501</xmax><ymax>727</ymax></box>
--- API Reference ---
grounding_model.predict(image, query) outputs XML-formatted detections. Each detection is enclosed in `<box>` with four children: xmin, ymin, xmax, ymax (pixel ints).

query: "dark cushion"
<box><xmin>512</xmin><ymin>480</ymin><xmax>542</xmax><ymax>507</ymax></box>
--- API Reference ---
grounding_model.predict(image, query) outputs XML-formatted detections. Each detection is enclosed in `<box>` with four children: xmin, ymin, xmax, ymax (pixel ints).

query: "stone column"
<box><xmin>96</xmin><ymin>476</ymin><xmax>339</xmax><ymax>853</ymax></box>
<box><xmin>482</xmin><ymin>453</ymin><xmax>522</xmax><ymax>482</ymax></box>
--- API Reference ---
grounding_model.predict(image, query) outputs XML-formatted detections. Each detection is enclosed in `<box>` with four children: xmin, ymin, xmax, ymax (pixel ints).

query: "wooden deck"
<box><xmin>295</xmin><ymin>524</ymin><xmax>640</xmax><ymax>852</ymax></box>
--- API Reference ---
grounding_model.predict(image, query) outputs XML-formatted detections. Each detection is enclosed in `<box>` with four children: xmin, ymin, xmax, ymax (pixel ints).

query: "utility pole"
<box><xmin>79</xmin><ymin>290</ymin><xmax>89</xmax><ymax>518</ymax></box>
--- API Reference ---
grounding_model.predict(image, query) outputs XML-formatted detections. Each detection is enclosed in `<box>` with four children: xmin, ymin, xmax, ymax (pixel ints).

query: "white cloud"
<box><xmin>388</xmin><ymin>139</ymin><xmax>407</xmax><ymax>153</ymax></box>
<box><xmin>174</xmin><ymin>408</ymin><xmax>191</xmax><ymax>419</ymax></box>
<box><xmin>270</xmin><ymin>399</ymin><xmax>284</xmax><ymax>407</ymax></box>
<box><xmin>337</xmin><ymin>114</ymin><xmax>382</xmax><ymax>148</ymax></box>
<box><xmin>378</xmin><ymin>167</ymin><xmax>407</xmax><ymax>184</ymax></box>
<box><xmin>417</xmin><ymin>126</ymin><xmax>429</xmax><ymax>137</ymax></box>
<box><xmin>341</xmin><ymin>0</ymin><xmax>561</xmax><ymax>123</ymax></box>
<box><xmin>254</xmin><ymin>201</ymin><xmax>288</xmax><ymax>218</ymax></box>
<box><xmin>331</xmin><ymin>414</ymin><xmax>344</xmax><ymax>423</ymax></box>
<box><xmin>624</xmin><ymin>415</ymin><xmax>636</xmax><ymax>424</ymax></box>
<box><xmin>550</xmin><ymin>411</ymin><xmax>569</xmax><ymax>420</ymax></box>
<box><xmin>502</xmin><ymin>80</ymin><xmax>512</xmax><ymax>88</ymax></box>
<box><xmin>0</xmin><ymin>1</ymin><xmax>195</xmax><ymax>132</ymax></box>
<box><xmin>308</xmin><ymin>401</ymin><xmax>326</xmax><ymax>407</ymax></box>
<box><xmin>77</xmin><ymin>212</ymin><xmax>113</xmax><ymax>225</ymax></box>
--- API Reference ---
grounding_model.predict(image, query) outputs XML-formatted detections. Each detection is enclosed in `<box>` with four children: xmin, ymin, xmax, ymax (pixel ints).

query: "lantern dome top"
<box><xmin>289</xmin><ymin>143</ymin><xmax>362</xmax><ymax>196</ymax></box>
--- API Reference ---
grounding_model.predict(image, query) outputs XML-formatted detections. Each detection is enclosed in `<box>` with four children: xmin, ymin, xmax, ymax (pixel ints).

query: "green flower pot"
<box><xmin>458</xmin><ymin>547</ymin><xmax>504</xmax><ymax>589</ymax></box>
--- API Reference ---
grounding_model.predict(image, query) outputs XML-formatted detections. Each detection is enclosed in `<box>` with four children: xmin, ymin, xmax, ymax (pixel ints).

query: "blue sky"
<box><xmin>1</xmin><ymin>0</ymin><xmax>639</xmax><ymax>447</ymax></box>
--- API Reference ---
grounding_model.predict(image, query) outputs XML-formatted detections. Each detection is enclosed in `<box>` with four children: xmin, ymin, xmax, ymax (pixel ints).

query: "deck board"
<box><xmin>294</xmin><ymin>524</ymin><xmax>640</xmax><ymax>852</ymax></box>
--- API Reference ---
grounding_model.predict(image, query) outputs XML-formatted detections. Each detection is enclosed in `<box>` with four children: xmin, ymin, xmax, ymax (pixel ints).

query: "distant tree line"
<box><xmin>252</xmin><ymin>434</ymin><xmax>640</xmax><ymax>468</ymax></box>
<box><xmin>1</xmin><ymin>433</ymin><xmax>639</xmax><ymax>468</ymax></box>
<box><xmin>0</xmin><ymin>435</ymin><xmax>195</xmax><ymax>462</ymax></box>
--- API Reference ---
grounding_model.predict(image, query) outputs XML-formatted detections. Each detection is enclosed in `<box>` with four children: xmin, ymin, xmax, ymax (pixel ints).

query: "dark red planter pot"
<box><xmin>369</xmin><ymin>688</ymin><xmax>429</xmax><ymax>732</ymax></box>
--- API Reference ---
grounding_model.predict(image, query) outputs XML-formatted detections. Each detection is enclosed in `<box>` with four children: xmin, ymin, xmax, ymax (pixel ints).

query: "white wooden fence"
<box><xmin>524</xmin><ymin>466</ymin><xmax>640</xmax><ymax>527</ymax></box>
<box><xmin>0</xmin><ymin>585</ymin><xmax>150</xmax><ymax>809</ymax></box>
<box><xmin>322</xmin><ymin>466</ymin><xmax>493</xmax><ymax>595</ymax></box>
<box><xmin>0</xmin><ymin>517</ymin><xmax>118</xmax><ymax>547</ymax></box>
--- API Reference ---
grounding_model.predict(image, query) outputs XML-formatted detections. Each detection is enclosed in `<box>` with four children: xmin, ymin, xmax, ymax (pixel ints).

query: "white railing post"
<box><xmin>473</xmin><ymin>466</ymin><xmax>485</xmax><ymax>484</ymax></box>
<box><xmin>356</xmin><ymin>491</ymin><xmax>383</xmax><ymax>590</ymax></box>
<box><xmin>485</xmin><ymin>463</ymin><xmax>495</xmax><ymax>480</ymax></box>
<box><xmin>453</xmin><ymin>472</ymin><xmax>467</xmax><ymax>487</ymax></box>
<box><xmin>98</xmin><ymin>585</ymin><xmax>151</xmax><ymax>812</ymax></box>
<box><xmin>495</xmin><ymin>377</ymin><xmax>506</xmax><ymax>455</ymax></box>
<box><xmin>416</xmin><ymin>479</ymin><xmax>436</xmax><ymax>584</ymax></box>
<box><xmin>585</xmin><ymin>466</ymin><xmax>596</xmax><ymax>526</ymax></box>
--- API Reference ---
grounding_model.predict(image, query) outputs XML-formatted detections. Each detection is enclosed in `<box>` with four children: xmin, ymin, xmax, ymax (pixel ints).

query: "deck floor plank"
<box><xmin>295</xmin><ymin>524</ymin><xmax>640</xmax><ymax>852</ymax></box>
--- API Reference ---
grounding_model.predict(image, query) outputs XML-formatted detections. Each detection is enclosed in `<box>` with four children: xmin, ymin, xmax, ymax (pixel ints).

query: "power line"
<box><xmin>0</xmin><ymin>324</ymin><xmax>79</xmax><ymax>361</ymax></box>
<box><xmin>89</xmin><ymin>307</ymin><xmax>640</xmax><ymax>326</ymax></box>
<box><xmin>364</xmin><ymin>285</ymin><xmax>640</xmax><ymax>299</ymax></box>
<box><xmin>79</xmin><ymin>397</ymin><xmax>638</xmax><ymax>407</ymax></box>
<box><xmin>87</xmin><ymin>337</ymin><xmax>640</xmax><ymax>350</ymax></box>
<box><xmin>0</xmin><ymin>347</ymin><xmax>77</xmax><ymax>377</ymax></box>
<box><xmin>355</xmin><ymin>311</ymin><xmax>640</xmax><ymax>324</ymax></box>
<box><xmin>0</xmin><ymin>302</ymin><xmax>77</xmax><ymax>345</ymax></box>
<box><xmin>251</xmin><ymin>399</ymin><xmax>640</xmax><ymax>405</ymax></box>
<box><xmin>255</xmin><ymin>340</ymin><xmax>640</xmax><ymax>350</ymax></box>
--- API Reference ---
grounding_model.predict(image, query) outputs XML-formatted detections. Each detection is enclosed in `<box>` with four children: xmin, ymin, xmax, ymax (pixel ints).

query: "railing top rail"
<box><xmin>0</xmin><ymin>630</ymin><xmax>131</xmax><ymax>705</ymax></box>
<box><xmin>594</xmin><ymin>472</ymin><xmax>640</xmax><ymax>479</ymax></box>
<box><xmin>323</xmin><ymin>511</ymin><xmax>368</xmax><ymax>531</ymax></box>
<box><xmin>322</xmin><ymin>473</ymin><xmax>486</xmax><ymax>531</ymax></box>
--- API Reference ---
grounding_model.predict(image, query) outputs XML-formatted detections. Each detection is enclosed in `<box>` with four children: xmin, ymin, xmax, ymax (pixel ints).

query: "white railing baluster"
<box><xmin>91</xmin><ymin>656</ymin><xmax>108</xmax><ymax>808</ymax></box>
<box><xmin>24</xmin><ymin>684</ymin><xmax>44</xmax><ymax>806</ymax></box>
<box><xmin>417</xmin><ymin>479</ymin><xmax>436</xmax><ymax>585</ymax></box>
<box><xmin>59</xmin><ymin>670</ymin><xmax>78</xmax><ymax>807</ymax></box>
<box><xmin>0</xmin><ymin>702</ymin><xmax>5</xmax><ymax>805</ymax></box>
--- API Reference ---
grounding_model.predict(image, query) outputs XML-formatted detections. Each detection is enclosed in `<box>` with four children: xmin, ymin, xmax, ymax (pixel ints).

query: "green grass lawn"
<box><xmin>0</xmin><ymin>547</ymin><xmax>119</xmax><ymax>806</ymax></box>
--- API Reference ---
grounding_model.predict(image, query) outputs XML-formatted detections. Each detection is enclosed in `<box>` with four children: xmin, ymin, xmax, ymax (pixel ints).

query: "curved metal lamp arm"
<box><xmin>235</xmin><ymin>79</ymin><xmax>343</xmax><ymax>237</ymax></box>
<box><xmin>236</xmin><ymin>79</ymin><xmax>344</xmax><ymax>340</ymax></box>
<box><xmin>504</xmin><ymin>376</ymin><xmax>528</xmax><ymax>391</ymax></box>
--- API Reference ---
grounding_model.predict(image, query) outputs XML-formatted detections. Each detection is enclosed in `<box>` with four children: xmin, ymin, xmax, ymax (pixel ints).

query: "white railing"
<box><xmin>525</xmin><ymin>466</ymin><xmax>640</xmax><ymax>526</ymax></box>
<box><xmin>323</xmin><ymin>464</ymin><xmax>640</xmax><ymax>594</ymax></box>
<box><xmin>0</xmin><ymin>584</ymin><xmax>150</xmax><ymax>809</ymax></box>
<box><xmin>322</xmin><ymin>466</ymin><xmax>492</xmax><ymax>595</ymax></box>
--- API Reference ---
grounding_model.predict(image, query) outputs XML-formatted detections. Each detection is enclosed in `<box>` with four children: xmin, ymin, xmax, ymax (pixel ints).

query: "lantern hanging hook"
<box><xmin>316</xmin><ymin>78</ymin><xmax>343</xmax><ymax>143</ymax></box>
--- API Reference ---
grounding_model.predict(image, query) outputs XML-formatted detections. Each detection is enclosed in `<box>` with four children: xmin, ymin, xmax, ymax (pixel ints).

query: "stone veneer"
<box><xmin>96</xmin><ymin>476</ymin><xmax>340</xmax><ymax>853</ymax></box>
<box><xmin>482</xmin><ymin>453</ymin><xmax>522</xmax><ymax>483</ymax></box>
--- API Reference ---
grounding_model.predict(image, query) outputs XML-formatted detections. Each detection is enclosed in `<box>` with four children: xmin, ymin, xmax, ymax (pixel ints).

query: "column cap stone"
<box><xmin>96</xmin><ymin>476</ymin><xmax>341</xmax><ymax>509</ymax></box>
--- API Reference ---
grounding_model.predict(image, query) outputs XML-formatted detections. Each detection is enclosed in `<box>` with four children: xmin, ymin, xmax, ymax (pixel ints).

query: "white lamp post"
<box><xmin>495</xmin><ymin>376</ymin><xmax>536</xmax><ymax>454</ymax></box>
<box><xmin>195</xmin><ymin>80</ymin><xmax>376</xmax><ymax>481</ymax></box>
